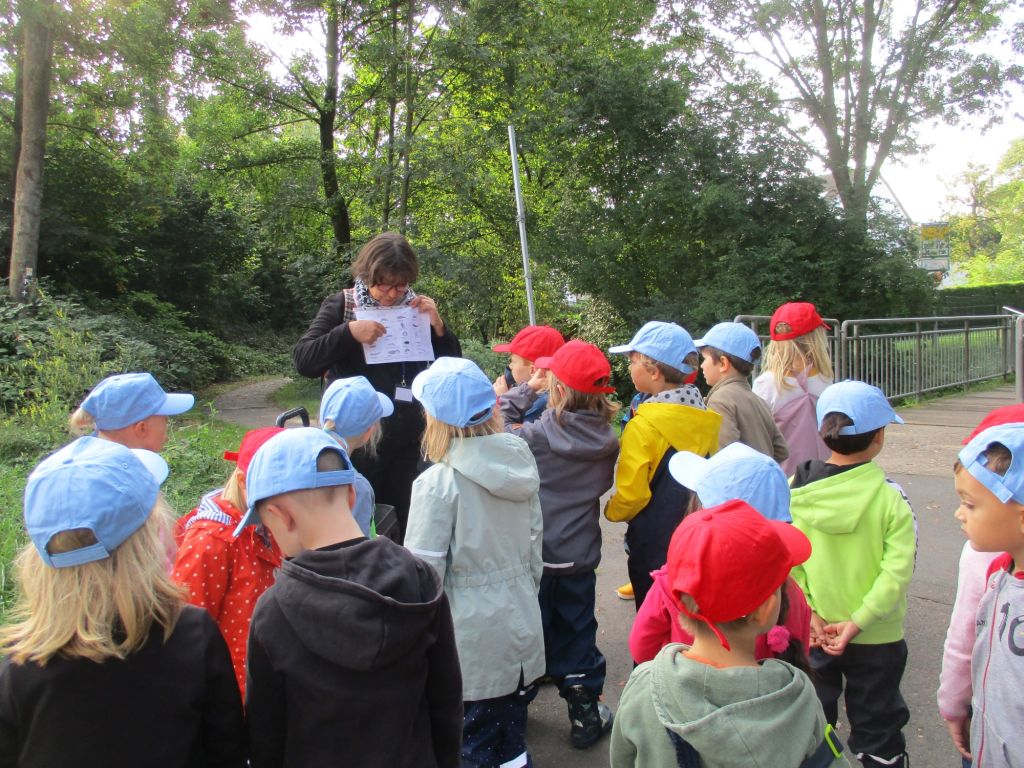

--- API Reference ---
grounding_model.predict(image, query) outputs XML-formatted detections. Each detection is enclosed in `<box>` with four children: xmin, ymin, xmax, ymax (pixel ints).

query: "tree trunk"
<box><xmin>4</xmin><ymin>18</ymin><xmax>23</xmax><ymax>274</ymax></box>
<box><xmin>320</xmin><ymin>0</ymin><xmax>351</xmax><ymax>264</ymax></box>
<box><xmin>9</xmin><ymin>2</ymin><xmax>53</xmax><ymax>302</ymax></box>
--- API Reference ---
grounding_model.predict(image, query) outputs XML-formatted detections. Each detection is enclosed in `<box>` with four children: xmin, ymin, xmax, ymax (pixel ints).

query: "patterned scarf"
<box><xmin>353</xmin><ymin>277</ymin><xmax>415</xmax><ymax>308</ymax></box>
<box><xmin>343</xmin><ymin>278</ymin><xmax>417</xmax><ymax>323</ymax></box>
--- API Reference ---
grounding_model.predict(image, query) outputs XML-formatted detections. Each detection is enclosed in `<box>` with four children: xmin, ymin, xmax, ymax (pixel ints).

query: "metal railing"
<box><xmin>733</xmin><ymin>313</ymin><xmax>1020</xmax><ymax>402</ymax></box>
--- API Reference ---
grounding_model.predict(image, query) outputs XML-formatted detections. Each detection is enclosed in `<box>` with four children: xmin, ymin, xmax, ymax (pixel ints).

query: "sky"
<box><xmin>875</xmin><ymin>112</ymin><xmax>1023</xmax><ymax>225</ymax></box>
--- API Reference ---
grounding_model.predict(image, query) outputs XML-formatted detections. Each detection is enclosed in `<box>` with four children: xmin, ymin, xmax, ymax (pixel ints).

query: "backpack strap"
<box><xmin>662</xmin><ymin>722</ymin><xmax>844</xmax><ymax>768</ymax></box>
<box><xmin>799</xmin><ymin>724</ymin><xmax>846</xmax><ymax>768</ymax></box>
<box><xmin>663</xmin><ymin>728</ymin><xmax>701</xmax><ymax>768</ymax></box>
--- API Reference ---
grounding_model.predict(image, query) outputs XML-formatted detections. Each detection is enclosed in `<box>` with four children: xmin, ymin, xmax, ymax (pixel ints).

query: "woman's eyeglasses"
<box><xmin>374</xmin><ymin>282</ymin><xmax>409</xmax><ymax>294</ymax></box>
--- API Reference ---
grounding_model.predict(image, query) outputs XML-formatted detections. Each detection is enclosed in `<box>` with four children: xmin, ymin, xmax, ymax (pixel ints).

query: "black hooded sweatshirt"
<box><xmin>245</xmin><ymin>536</ymin><xmax>463</xmax><ymax>768</ymax></box>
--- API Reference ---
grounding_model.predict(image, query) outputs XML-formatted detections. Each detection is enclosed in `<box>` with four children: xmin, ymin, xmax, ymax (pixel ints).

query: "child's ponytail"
<box><xmin>769</xmin><ymin>584</ymin><xmax>811</xmax><ymax>675</ymax></box>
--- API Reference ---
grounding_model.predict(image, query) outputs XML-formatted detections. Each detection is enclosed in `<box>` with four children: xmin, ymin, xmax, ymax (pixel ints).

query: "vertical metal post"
<box><xmin>508</xmin><ymin>124</ymin><xmax>537</xmax><ymax>325</ymax></box>
<box><xmin>1017</xmin><ymin>316</ymin><xmax>1024</xmax><ymax>403</ymax></box>
<box><xmin>963</xmin><ymin>320</ymin><xmax>971</xmax><ymax>392</ymax></box>
<box><xmin>1003</xmin><ymin>318</ymin><xmax>1010</xmax><ymax>379</ymax></box>
<box><xmin>914</xmin><ymin>322</ymin><xmax>922</xmax><ymax>398</ymax></box>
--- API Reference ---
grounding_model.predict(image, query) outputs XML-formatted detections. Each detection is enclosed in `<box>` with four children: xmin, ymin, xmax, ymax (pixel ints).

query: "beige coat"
<box><xmin>706</xmin><ymin>375</ymin><xmax>789</xmax><ymax>463</ymax></box>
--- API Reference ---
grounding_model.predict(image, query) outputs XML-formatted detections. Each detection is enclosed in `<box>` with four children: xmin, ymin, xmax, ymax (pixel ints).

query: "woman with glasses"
<box><xmin>294</xmin><ymin>232</ymin><xmax>461</xmax><ymax>540</ymax></box>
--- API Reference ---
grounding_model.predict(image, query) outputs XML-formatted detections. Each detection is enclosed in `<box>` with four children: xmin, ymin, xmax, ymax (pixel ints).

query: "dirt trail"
<box><xmin>211</xmin><ymin>377</ymin><xmax>293</xmax><ymax>429</ymax></box>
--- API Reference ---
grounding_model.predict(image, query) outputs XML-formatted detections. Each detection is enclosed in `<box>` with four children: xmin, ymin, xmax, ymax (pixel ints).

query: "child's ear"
<box><xmin>235</xmin><ymin>468</ymin><xmax>247</xmax><ymax>493</ymax></box>
<box><xmin>871</xmin><ymin>428</ymin><xmax>886</xmax><ymax>449</ymax></box>
<box><xmin>751</xmin><ymin>589</ymin><xmax>781</xmax><ymax>628</ymax></box>
<box><xmin>262</xmin><ymin>500</ymin><xmax>296</xmax><ymax>532</ymax></box>
<box><xmin>346</xmin><ymin>484</ymin><xmax>357</xmax><ymax>511</ymax></box>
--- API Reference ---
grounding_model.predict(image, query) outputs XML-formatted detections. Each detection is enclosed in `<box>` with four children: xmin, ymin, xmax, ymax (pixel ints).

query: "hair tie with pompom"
<box><xmin>766</xmin><ymin>625</ymin><xmax>791</xmax><ymax>654</ymax></box>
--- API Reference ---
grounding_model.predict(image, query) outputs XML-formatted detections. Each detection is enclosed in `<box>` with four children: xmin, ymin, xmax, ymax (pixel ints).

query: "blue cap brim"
<box><xmin>608</xmin><ymin>344</ymin><xmax>633</xmax><ymax>355</ymax></box>
<box><xmin>131</xmin><ymin>449</ymin><xmax>169</xmax><ymax>485</ymax></box>
<box><xmin>156</xmin><ymin>393</ymin><xmax>194</xmax><ymax>417</ymax></box>
<box><xmin>377</xmin><ymin>392</ymin><xmax>395</xmax><ymax>418</ymax></box>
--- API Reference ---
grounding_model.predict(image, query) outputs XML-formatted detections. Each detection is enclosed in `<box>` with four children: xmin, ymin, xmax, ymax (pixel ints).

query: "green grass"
<box><xmin>270</xmin><ymin>377</ymin><xmax>323</xmax><ymax>423</ymax></box>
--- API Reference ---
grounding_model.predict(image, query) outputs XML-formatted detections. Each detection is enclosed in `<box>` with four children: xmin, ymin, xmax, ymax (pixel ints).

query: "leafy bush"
<box><xmin>460</xmin><ymin>338</ymin><xmax>506</xmax><ymax>382</ymax></box>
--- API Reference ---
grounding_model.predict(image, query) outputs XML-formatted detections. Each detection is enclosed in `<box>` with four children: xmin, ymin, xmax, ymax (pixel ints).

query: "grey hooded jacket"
<box><xmin>610</xmin><ymin>644</ymin><xmax>850</xmax><ymax>768</ymax></box>
<box><xmin>500</xmin><ymin>383</ymin><xmax>620</xmax><ymax>574</ymax></box>
<box><xmin>405</xmin><ymin>432</ymin><xmax>545</xmax><ymax>701</ymax></box>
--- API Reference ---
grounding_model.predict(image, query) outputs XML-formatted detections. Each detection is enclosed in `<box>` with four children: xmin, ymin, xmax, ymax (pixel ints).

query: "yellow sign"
<box><xmin>920</xmin><ymin>222</ymin><xmax>950</xmax><ymax>240</ymax></box>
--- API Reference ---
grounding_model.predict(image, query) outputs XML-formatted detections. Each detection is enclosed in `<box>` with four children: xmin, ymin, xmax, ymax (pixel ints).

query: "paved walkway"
<box><xmin>211</xmin><ymin>376</ymin><xmax>1016</xmax><ymax>766</ymax></box>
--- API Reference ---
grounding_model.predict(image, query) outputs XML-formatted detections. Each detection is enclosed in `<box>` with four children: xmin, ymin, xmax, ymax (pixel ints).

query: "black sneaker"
<box><xmin>563</xmin><ymin>684</ymin><xmax>613</xmax><ymax>749</ymax></box>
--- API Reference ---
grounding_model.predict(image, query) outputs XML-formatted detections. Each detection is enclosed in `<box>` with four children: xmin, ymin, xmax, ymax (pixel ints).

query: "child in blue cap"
<box><xmin>952</xmin><ymin>423</ymin><xmax>1024</xmax><ymax>768</ymax></box>
<box><xmin>605</xmin><ymin>321</ymin><xmax>722</xmax><ymax>609</ymax></box>
<box><xmin>789</xmin><ymin>380</ymin><xmax>915</xmax><ymax>768</ymax></box>
<box><xmin>238</xmin><ymin>427</ymin><xmax>462</xmax><ymax>768</ymax></box>
<box><xmin>70</xmin><ymin>372</ymin><xmax>194</xmax><ymax>452</ymax></box>
<box><xmin>319</xmin><ymin>375</ymin><xmax>395</xmax><ymax>536</ymax></box>
<box><xmin>405</xmin><ymin>357</ymin><xmax>545</xmax><ymax>768</ymax></box>
<box><xmin>0</xmin><ymin>437</ymin><xmax>246</xmax><ymax>767</ymax></box>
<box><xmin>696</xmin><ymin>321</ymin><xmax>789</xmax><ymax>463</ymax></box>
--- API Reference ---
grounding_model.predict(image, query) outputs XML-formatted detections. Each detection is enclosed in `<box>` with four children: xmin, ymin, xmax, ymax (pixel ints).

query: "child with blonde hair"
<box><xmin>69</xmin><ymin>372</ymin><xmax>194</xmax><ymax>452</ymax></box>
<box><xmin>172</xmin><ymin>426</ymin><xmax>284</xmax><ymax>697</ymax></box>
<box><xmin>500</xmin><ymin>339</ymin><xmax>620</xmax><ymax>748</ymax></box>
<box><xmin>319</xmin><ymin>375</ymin><xmax>394</xmax><ymax>537</ymax></box>
<box><xmin>406</xmin><ymin>357</ymin><xmax>545</xmax><ymax>768</ymax></box>
<box><xmin>0</xmin><ymin>437</ymin><xmax>246</xmax><ymax>767</ymax></box>
<box><xmin>753</xmin><ymin>302</ymin><xmax>834</xmax><ymax>476</ymax></box>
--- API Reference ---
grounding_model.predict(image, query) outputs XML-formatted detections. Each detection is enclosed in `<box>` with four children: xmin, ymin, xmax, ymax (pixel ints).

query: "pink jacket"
<box><xmin>629</xmin><ymin>566</ymin><xmax>813</xmax><ymax>664</ymax></box>
<box><xmin>937</xmin><ymin>542</ymin><xmax>1000</xmax><ymax>721</ymax></box>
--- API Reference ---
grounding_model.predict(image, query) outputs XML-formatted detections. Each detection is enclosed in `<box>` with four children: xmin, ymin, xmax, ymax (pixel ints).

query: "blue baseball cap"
<box><xmin>669</xmin><ymin>442</ymin><xmax>791</xmax><ymax>522</ymax></box>
<box><xmin>235</xmin><ymin>427</ymin><xmax>358</xmax><ymax>536</ymax></box>
<box><xmin>24</xmin><ymin>436</ymin><xmax>169</xmax><ymax>568</ymax></box>
<box><xmin>694</xmin><ymin>322</ymin><xmax>762</xmax><ymax>364</ymax></box>
<box><xmin>608</xmin><ymin>321</ymin><xmax>697</xmax><ymax>373</ymax></box>
<box><xmin>411</xmin><ymin>357</ymin><xmax>496</xmax><ymax>428</ymax></box>
<box><xmin>81</xmin><ymin>373</ymin><xmax>194</xmax><ymax>430</ymax></box>
<box><xmin>959</xmin><ymin>424</ymin><xmax>1024</xmax><ymax>504</ymax></box>
<box><xmin>319</xmin><ymin>376</ymin><xmax>394</xmax><ymax>437</ymax></box>
<box><xmin>816</xmin><ymin>380</ymin><xmax>904</xmax><ymax>435</ymax></box>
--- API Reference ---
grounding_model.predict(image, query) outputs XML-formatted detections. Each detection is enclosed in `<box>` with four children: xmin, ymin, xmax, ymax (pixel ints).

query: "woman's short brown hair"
<box><xmin>351</xmin><ymin>232</ymin><xmax>420</xmax><ymax>286</ymax></box>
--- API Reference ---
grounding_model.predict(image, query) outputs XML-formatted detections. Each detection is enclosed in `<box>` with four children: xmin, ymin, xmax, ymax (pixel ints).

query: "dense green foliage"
<box><xmin>1</xmin><ymin>0</ymin><xmax>942</xmax><ymax>349</ymax></box>
<box><xmin>947</xmin><ymin>139</ymin><xmax>1024</xmax><ymax>285</ymax></box>
<box><xmin>937</xmin><ymin>281</ymin><xmax>1024</xmax><ymax>315</ymax></box>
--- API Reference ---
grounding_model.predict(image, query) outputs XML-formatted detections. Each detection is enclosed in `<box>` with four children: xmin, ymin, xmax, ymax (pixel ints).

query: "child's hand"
<box><xmin>528</xmin><ymin>368</ymin><xmax>549</xmax><ymax>393</ymax></box>
<box><xmin>819</xmin><ymin>620</ymin><xmax>860</xmax><ymax>656</ymax></box>
<box><xmin>808</xmin><ymin>612</ymin><xmax>827</xmax><ymax>648</ymax></box>
<box><xmin>493</xmin><ymin>374</ymin><xmax>510</xmax><ymax>396</ymax></box>
<box><xmin>944</xmin><ymin>716</ymin><xmax>972</xmax><ymax>760</ymax></box>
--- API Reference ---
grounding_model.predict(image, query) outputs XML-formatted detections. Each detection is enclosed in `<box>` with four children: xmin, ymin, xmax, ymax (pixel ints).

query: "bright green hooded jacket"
<box><xmin>789</xmin><ymin>462</ymin><xmax>917</xmax><ymax>645</ymax></box>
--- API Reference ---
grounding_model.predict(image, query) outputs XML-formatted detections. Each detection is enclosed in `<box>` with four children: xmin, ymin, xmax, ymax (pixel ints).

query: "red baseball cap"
<box><xmin>667</xmin><ymin>499</ymin><xmax>811</xmax><ymax>650</ymax></box>
<box><xmin>492</xmin><ymin>325</ymin><xmax>565</xmax><ymax>362</ymax></box>
<box><xmin>769</xmin><ymin>302</ymin><xmax>830</xmax><ymax>341</ymax></box>
<box><xmin>223</xmin><ymin>426</ymin><xmax>286</xmax><ymax>473</ymax></box>
<box><xmin>963</xmin><ymin>404</ymin><xmax>1024</xmax><ymax>445</ymax></box>
<box><xmin>535</xmin><ymin>340</ymin><xmax>615</xmax><ymax>394</ymax></box>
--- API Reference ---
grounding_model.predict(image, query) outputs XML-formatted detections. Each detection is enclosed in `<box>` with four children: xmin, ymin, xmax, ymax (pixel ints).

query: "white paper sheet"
<box><xmin>355</xmin><ymin>306</ymin><xmax>435</xmax><ymax>364</ymax></box>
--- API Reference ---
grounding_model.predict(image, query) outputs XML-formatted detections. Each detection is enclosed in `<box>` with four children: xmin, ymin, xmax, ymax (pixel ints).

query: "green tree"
<box><xmin>949</xmin><ymin>138</ymin><xmax>1024</xmax><ymax>283</ymax></box>
<box><xmin>673</xmin><ymin>0</ymin><xmax>1022</xmax><ymax>228</ymax></box>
